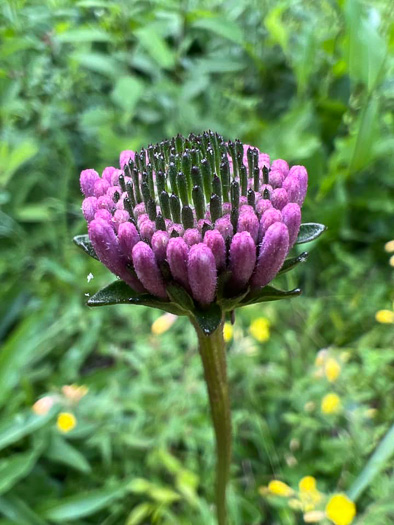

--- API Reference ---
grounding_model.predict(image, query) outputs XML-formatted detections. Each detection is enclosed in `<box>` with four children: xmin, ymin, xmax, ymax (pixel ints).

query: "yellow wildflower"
<box><xmin>375</xmin><ymin>310</ymin><xmax>394</xmax><ymax>324</ymax></box>
<box><xmin>151</xmin><ymin>313</ymin><xmax>177</xmax><ymax>335</ymax></box>
<box><xmin>299</xmin><ymin>476</ymin><xmax>317</xmax><ymax>492</ymax></box>
<box><xmin>325</xmin><ymin>494</ymin><xmax>356</xmax><ymax>525</ymax></box>
<box><xmin>62</xmin><ymin>384</ymin><xmax>88</xmax><ymax>403</ymax></box>
<box><xmin>384</xmin><ymin>240</ymin><xmax>394</xmax><ymax>253</ymax></box>
<box><xmin>268</xmin><ymin>480</ymin><xmax>294</xmax><ymax>497</ymax></box>
<box><xmin>57</xmin><ymin>412</ymin><xmax>77</xmax><ymax>433</ymax></box>
<box><xmin>303</xmin><ymin>510</ymin><xmax>326</xmax><ymax>522</ymax></box>
<box><xmin>321</xmin><ymin>393</ymin><xmax>341</xmax><ymax>415</ymax></box>
<box><xmin>32</xmin><ymin>396</ymin><xmax>55</xmax><ymax>416</ymax></box>
<box><xmin>249</xmin><ymin>317</ymin><xmax>270</xmax><ymax>342</ymax></box>
<box><xmin>223</xmin><ymin>322</ymin><xmax>233</xmax><ymax>343</ymax></box>
<box><xmin>325</xmin><ymin>358</ymin><xmax>341</xmax><ymax>383</ymax></box>
<box><xmin>389</xmin><ymin>255</ymin><xmax>394</xmax><ymax>267</ymax></box>
<box><xmin>315</xmin><ymin>349</ymin><xmax>328</xmax><ymax>367</ymax></box>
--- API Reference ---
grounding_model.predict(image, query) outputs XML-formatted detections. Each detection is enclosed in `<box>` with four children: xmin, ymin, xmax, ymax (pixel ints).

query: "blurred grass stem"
<box><xmin>193</xmin><ymin>318</ymin><xmax>231</xmax><ymax>525</ymax></box>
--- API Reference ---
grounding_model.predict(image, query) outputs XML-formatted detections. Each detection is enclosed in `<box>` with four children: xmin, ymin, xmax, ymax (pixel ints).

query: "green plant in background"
<box><xmin>1</xmin><ymin>0</ymin><xmax>394</xmax><ymax>523</ymax></box>
<box><xmin>75</xmin><ymin>130</ymin><xmax>326</xmax><ymax>523</ymax></box>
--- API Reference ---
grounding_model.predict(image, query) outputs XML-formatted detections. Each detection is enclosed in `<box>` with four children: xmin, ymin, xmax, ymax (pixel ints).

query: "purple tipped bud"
<box><xmin>107</xmin><ymin>185</ymin><xmax>121</xmax><ymax>200</ymax></box>
<box><xmin>283</xmin><ymin>166</ymin><xmax>308</xmax><ymax>207</ymax></box>
<box><xmin>229</xmin><ymin>232</ymin><xmax>256</xmax><ymax>290</ymax></box>
<box><xmin>251</xmin><ymin>222</ymin><xmax>289</xmax><ymax>289</ymax></box>
<box><xmin>239</xmin><ymin>196</ymin><xmax>248</xmax><ymax>206</ymax></box>
<box><xmin>169</xmin><ymin>223</ymin><xmax>185</xmax><ymax>237</ymax></box>
<box><xmin>93</xmin><ymin>178</ymin><xmax>110</xmax><ymax>198</ymax></box>
<box><xmin>151</xmin><ymin>230</ymin><xmax>169</xmax><ymax>263</ymax></box>
<box><xmin>215</xmin><ymin>216</ymin><xmax>234</xmax><ymax>240</ymax></box>
<box><xmin>237</xmin><ymin>209</ymin><xmax>259</xmax><ymax>243</ymax></box>
<box><xmin>82</xmin><ymin>196</ymin><xmax>98</xmax><ymax>222</ymax></box>
<box><xmin>204</xmin><ymin>229</ymin><xmax>226</xmax><ymax>270</ymax></box>
<box><xmin>188</xmin><ymin>244</ymin><xmax>217</xmax><ymax>305</ymax></box>
<box><xmin>118</xmin><ymin>222</ymin><xmax>140</xmax><ymax>257</ymax></box>
<box><xmin>88</xmin><ymin>218</ymin><xmax>144</xmax><ymax>292</ymax></box>
<box><xmin>94</xmin><ymin>209</ymin><xmax>112</xmax><ymax>223</ymax></box>
<box><xmin>183</xmin><ymin>228</ymin><xmax>202</xmax><ymax>246</ymax></box>
<box><xmin>260</xmin><ymin>184</ymin><xmax>273</xmax><ymax>198</ymax></box>
<box><xmin>256</xmin><ymin>198</ymin><xmax>272</xmax><ymax>217</ymax></box>
<box><xmin>222</xmin><ymin>202</ymin><xmax>232</xmax><ymax>215</ymax></box>
<box><xmin>281</xmin><ymin>203</ymin><xmax>301</xmax><ymax>248</ymax></box>
<box><xmin>119</xmin><ymin>150</ymin><xmax>135</xmax><ymax>169</ymax></box>
<box><xmin>97</xmin><ymin>195</ymin><xmax>116</xmax><ymax>213</ymax></box>
<box><xmin>116</xmin><ymin>192</ymin><xmax>128</xmax><ymax>210</ymax></box>
<box><xmin>112</xmin><ymin>209</ymin><xmax>130</xmax><ymax>232</ymax></box>
<box><xmin>80</xmin><ymin>169</ymin><xmax>99</xmax><ymax>197</ymax></box>
<box><xmin>271</xmin><ymin>188</ymin><xmax>289</xmax><ymax>210</ymax></box>
<box><xmin>271</xmin><ymin>159</ymin><xmax>289</xmax><ymax>176</ymax></box>
<box><xmin>102</xmin><ymin>166</ymin><xmax>117</xmax><ymax>184</ymax></box>
<box><xmin>167</xmin><ymin>237</ymin><xmax>190</xmax><ymax>290</ymax></box>
<box><xmin>197</xmin><ymin>219</ymin><xmax>212</xmax><ymax>232</ymax></box>
<box><xmin>259</xmin><ymin>208</ymin><xmax>282</xmax><ymax>242</ymax></box>
<box><xmin>268</xmin><ymin>169</ymin><xmax>285</xmax><ymax>189</ymax></box>
<box><xmin>132</xmin><ymin>242</ymin><xmax>167</xmax><ymax>299</ymax></box>
<box><xmin>139</xmin><ymin>219</ymin><xmax>155</xmax><ymax>242</ymax></box>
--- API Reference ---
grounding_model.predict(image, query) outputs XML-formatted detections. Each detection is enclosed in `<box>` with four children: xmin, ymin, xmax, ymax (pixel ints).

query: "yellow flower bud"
<box><xmin>223</xmin><ymin>322</ymin><xmax>233</xmax><ymax>343</ymax></box>
<box><xmin>62</xmin><ymin>384</ymin><xmax>88</xmax><ymax>403</ymax></box>
<box><xmin>57</xmin><ymin>412</ymin><xmax>77</xmax><ymax>433</ymax></box>
<box><xmin>299</xmin><ymin>476</ymin><xmax>317</xmax><ymax>492</ymax></box>
<box><xmin>325</xmin><ymin>358</ymin><xmax>341</xmax><ymax>383</ymax></box>
<box><xmin>303</xmin><ymin>510</ymin><xmax>326</xmax><ymax>522</ymax></box>
<box><xmin>32</xmin><ymin>396</ymin><xmax>55</xmax><ymax>416</ymax></box>
<box><xmin>249</xmin><ymin>318</ymin><xmax>270</xmax><ymax>343</ymax></box>
<box><xmin>325</xmin><ymin>494</ymin><xmax>356</xmax><ymax>525</ymax></box>
<box><xmin>384</xmin><ymin>240</ymin><xmax>394</xmax><ymax>253</ymax></box>
<box><xmin>375</xmin><ymin>310</ymin><xmax>394</xmax><ymax>324</ymax></box>
<box><xmin>151</xmin><ymin>313</ymin><xmax>177</xmax><ymax>335</ymax></box>
<box><xmin>389</xmin><ymin>255</ymin><xmax>394</xmax><ymax>267</ymax></box>
<box><xmin>268</xmin><ymin>480</ymin><xmax>294</xmax><ymax>497</ymax></box>
<box><xmin>321</xmin><ymin>393</ymin><xmax>341</xmax><ymax>415</ymax></box>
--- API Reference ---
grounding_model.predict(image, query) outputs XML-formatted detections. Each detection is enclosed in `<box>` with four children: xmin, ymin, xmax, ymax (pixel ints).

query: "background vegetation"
<box><xmin>1</xmin><ymin>0</ymin><xmax>394</xmax><ymax>523</ymax></box>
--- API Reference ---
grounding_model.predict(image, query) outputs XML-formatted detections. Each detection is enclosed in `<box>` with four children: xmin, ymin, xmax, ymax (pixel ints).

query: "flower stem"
<box><xmin>193</xmin><ymin>318</ymin><xmax>232</xmax><ymax>525</ymax></box>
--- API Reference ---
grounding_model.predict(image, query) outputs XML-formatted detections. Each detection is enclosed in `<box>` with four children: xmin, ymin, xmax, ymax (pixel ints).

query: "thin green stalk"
<box><xmin>192</xmin><ymin>318</ymin><xmax>232</xmax><ymax>525</ymax></box>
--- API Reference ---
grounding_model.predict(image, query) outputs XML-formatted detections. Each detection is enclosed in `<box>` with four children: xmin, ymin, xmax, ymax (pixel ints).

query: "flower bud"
<box><xmin>188</xmin><ymin>243</ymin><xmax>217</xmax><ymax>305</ymax></box>
<box><xmin>183</xmin><ymin>228</ymin><xmax>202</xmax><ymax>246</ymax></box>
<box><xmin>119</xmin><ymin>150</ymin><xmax>135</xmax><ymax>169</ymax></box>
<box><xmin>230</xmin><ymin>232</ymin><xmax>256</xmax><ymax>290</ymax></box>
<box><xmin>204</xmin><ymin>229</ymin><xmax>226</xmax><ymax>270</ymax></box>
<box><xmin>215</xmin><ymin>216</ymin><xmax>234</xmax><ymax>240</ymax></box>
<box><xmin>271</xmin><ymin>188</ymin><xmax>289</xmax><ymax>210</ymax></box>
<box><xmin>139</xmin><ymin>219</ymin><xmax>155</xmax><ymax>242</ymax></box>
<box><xmin>93</xmin><ymin>178</ymin><xmax>110</xmax><ymax>198</ymax></box>
<box><xmin>251</xmin><ymin>222</ymin><xmax>289</xmax><ymax>288</ymax></box>
<box><xmin>82</xmin><ymin>197</ymin><xmax>98</xmax><ymax>222</ymax></box>
<box><xmin>97</xmin><ymin>195</ymin><xmax>116</xmax><ymax>213</ymax></box>
<box><xmin>237</xmin><ymin>209</ymin><xmax>259</xmax><ymax>243</ymax></box>
<box><xmin>80</xmin><ymin>169</ymin><xmax>99</xmax><ymax>197</ymax></box>
<box><xmin>94</xmin><ymin>209</ymin><xmax>112</xmax><ymax>223</ymax></box>
<box><xmin>268</xmin><ymin>169</ymin><xmax>285</xmax><ymax>189</ymax></box>
<box><xmin>271</xmin><ymin>159</ymin><xmax>289</xmax><ymax>176</ymax></box>
<box><xmin>167</xmin><ymin>237</ymin><xmax>190</xmax><ymax>290</ymax></box>
<box><xmin>118</xmin><ymin>222</ymin><xmax>140</xmax><ymax>258</ymax></box>
<box><xmin>281</xmin><ymin>203</ymin><xmax>301</xmax><ymax>248</ymax></box>
<box><xmin>102</xmin><ymin>166</ymin><xmax>117</xmax><ymax>184</ymax></box>
<box><xmin>132</xmin><ymin>242</ymin><xmax>167</xmax><ymax>299</ymax></box>
<box><xmin>256</xmin><ymin>198</ymin><xmax>272</xmax><ymax>217</ymax></box>
<box><xmin>111</xmin><ymin>209</ymin><xmax>130</xmax><ymax>232</ymax></box>
<box><xmin>259</xmin><ymin>208</ymin><xmax>282</xmax><ymax>242</ymax></box>
<box><xmin>151</xmin><ymin>230</ymin><xmax>169</xmax><ymax>263</ymax></box>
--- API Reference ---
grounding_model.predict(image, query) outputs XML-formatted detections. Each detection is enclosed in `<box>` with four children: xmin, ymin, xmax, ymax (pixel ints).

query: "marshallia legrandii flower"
<box><xmin>75</xmin><ymin>131</ymin><xmax>326</xmax><ymax>525</ymax></box>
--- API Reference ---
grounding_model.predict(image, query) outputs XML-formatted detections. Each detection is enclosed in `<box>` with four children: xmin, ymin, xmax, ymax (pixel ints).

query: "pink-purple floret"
<box><xmin>80</xmin><ymin>143</ymin><xmax>308</xmax><ymax>306</ymax></box>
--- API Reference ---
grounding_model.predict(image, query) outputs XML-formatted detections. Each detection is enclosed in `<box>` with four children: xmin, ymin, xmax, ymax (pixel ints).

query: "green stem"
<box><xmin>192</xmin><ymin>318</ymin><xmax>232</xmax><ymax>525</ymax></box>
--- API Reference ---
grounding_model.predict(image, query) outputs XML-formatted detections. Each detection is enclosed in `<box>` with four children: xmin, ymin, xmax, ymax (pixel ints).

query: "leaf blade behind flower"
<box><xmin>73</xmin><ymin>235</ymin><xmax>99</xmax><ymax>260</ymax></box>
<box><xmin>295</xmin><ymin>223</ymin><xmax>327</xmax><ymax>244</ymax></box>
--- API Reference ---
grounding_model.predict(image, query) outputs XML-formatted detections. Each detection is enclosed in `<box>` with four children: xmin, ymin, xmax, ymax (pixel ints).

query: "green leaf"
<box><xmin>0</xmin><ymin>140</ymin><xmax>38</xmax><ymax>187</ymax></box>
<box><xmin>348</xmin><ymin>423</ymin><xmax>394</xmax><ymax>502</ymax></box>
<box><xmin>126</xmin><ymin>503</ymin><xmax>153</xmax><ymax>525</ymax></box>
<box><xmin>278</xmin><ymin>252</ymin><xmax>309</xmax><ymax>275</ymax></box>
<box><xmin>41</xmin><ymin>486</ymin><xmax>126</xmax><ymax>522</ymax></box>
<box><xmin>191</xmin><ymin>16</ymin><xmax>243</xmax><ymax>45</ymax></box>
<box><xmin>73</xmin><ymin>235</ymin><xmax>98</xmax><ymax>261</ymax></box>
<box><xmin>166</xmin><ymin>283</ymin><xmax>194</xmax><ymax>313</ymax></box>
<box><xmin>0</xmin><ymin>412</ymin><xmax>53</xmax><ymax>452</ymax></box>
<box><xmin>193</xmin><ymin>303</ymin><xmax>223</xmax><ymax>336</ymax></box>
<box><xmin>0</xmin><ymin>449</ymin><xmax>40</xmax><ymax>495</ymax></box>
<box><xmin>135</xmin><ymin>27</ymin><xmax>175</xmax><ymax>70</ymax></box>
<box><xmin>111</xmin><ymin>76</ymin><xmax>144</xmax><ymax>113</ymax></box>
<box><xmin>87</xmin><ymin>280</ymin><xmax>185</xmax><ymax>315</ymax></box>
<box><xmin>56</xmin><ymin>28</ymin><xmax>111</xmax><ymax>43</ymax></box>
<box><xmin>219</xmin><ymin>287</ymin><xmax>250</xmax><ymax>312</ymax></box>
<box><xmin>45</xmin><ymin>435</ymin><xmax>91</xmax><ymax>474</ymax></box>
<box><xmin>295</xmin><ymin>223</ymin><xmax>327</xmax><ymax>244</ymax></box>
<box><xmin>0</xmin><ymin>495</ymin><xmax>48</xmax><ymax>525</ymax></box>
<box><xmin>240</xmin><ymin>286</ymin><xmax>302</xmax><ymax>307</ymax></box>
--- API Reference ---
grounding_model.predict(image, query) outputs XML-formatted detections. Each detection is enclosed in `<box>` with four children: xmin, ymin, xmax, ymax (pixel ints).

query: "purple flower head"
<box><xmin>79</xmin><ymin>131</ymin><xmax>311</xmax><ymax>309</ymax></box>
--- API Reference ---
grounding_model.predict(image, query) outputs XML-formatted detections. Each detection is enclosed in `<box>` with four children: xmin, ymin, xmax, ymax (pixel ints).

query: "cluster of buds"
<box><xmin>80</xmin><ymin>131</ymin><xmax>307</xmax><ymax>307</ymax></box>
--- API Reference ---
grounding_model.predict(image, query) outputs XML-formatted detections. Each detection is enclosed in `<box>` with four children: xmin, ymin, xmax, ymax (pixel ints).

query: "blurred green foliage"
<box><xmin>1</xmin><ymin>0</ymin><xmax>394</xmax><ymax>523</ymax></box>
